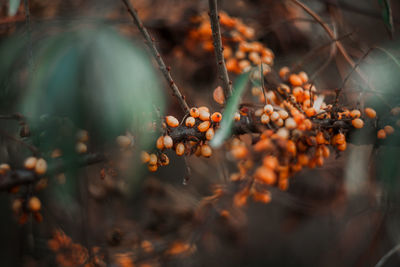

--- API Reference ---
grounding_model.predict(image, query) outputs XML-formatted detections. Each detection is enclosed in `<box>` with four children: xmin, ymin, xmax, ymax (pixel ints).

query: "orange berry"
<box><xmin>24</xmin><ymin>157</ymin><xmax>37</xmax><ymax>170</ymax></box>
<box><xmin>285</xmin><ymin>118</ymin><xmax>297</xmax><ymax>130</ymax></box>
<box><xmin>75</xmin><ymin>142</ymin><xmax>87</xmax><ymax>154</ymax></box>
<box><xmin>286</xmin><ymin>140</ymin><xmax>296</xmax><ymax>155</ymax></box>
<box><xmin>289</xmin><ymin>74</ymin><xmax>303</xmax><ymax>86</ymax></box>
<box><xmin>190</xmin><ymin>107</ymin><xmax>200</xmax><ymax>118</ymax></box>
<box><xmin>364</xmin><ymin>108</ymin><xmax>376</xmax><ymax>119</ymax></box>
<box><xmin>201</xmin><ymin>144</ymin><xmax>212</xmax><ymax>157</ymax></box>
<box><xmin>223</xmin><ymin>46</ymin><xmax>232</xmax><ymax>59</ymax></box>
<box><xmin>303</xmin><ymin>119</ymin><xmax>312</xmax><ymax>130</ymax></box>
<box><xmin>141</xmin><ymin>151</ymin><xmax>150</xmax><ymax>163</ymax></box>
<box><xmin>116</xmin><ymin>135</ymin><xmax>131</xmax><ymax>148</ymax></box>
<box><xmin>262</xmin><ymin>156</ymin><xmax>279</xmax><ymax>170</ymax></box>
<box><xmin>148</xmin><ymin>164</ymin><xmax>158</xmax><ymax>172</ymax></box>
<box><xmin>176</xmin><ymin>143</ymin><xmax>185</xmax><ymax>156</ymax></box>
<box><xmin>278</xmin><ymin>178</ymin><xmax>289</xmax><ymax>191</ymax></box>
<box><xmin>254</xmin><ymin>138</ymin><xmax>273</xmax><ymax>152</ymax></box>
<box><xmin>305</xmin><ymin>108</ymin><xmax>316</xmax><ymax>117</ymax></box>
<box><xmin>337</xmin><ymin>142</ymin><xmax>347</xmax><ymax>151</ymax></box>
<box><xmin>159</xmin><ymin>153</ymin><xmax>169</xmax><ymax>166</ymax></box>
<box><xmin>149</xmin><ymin>154</ymin><xmax>157</xmax><ymax>165</ymax></box>
<box><xmin>352</xmin><ymin>118</ymin><xmax>364</xmax><ymax>129</ymax></box>
<box><xmin>275</xmin><ymin>118</ymin><xmax>284</xmax><ymax>127</ymax></box>
<box><xmin>321</xmin><ymin>145</ymin><xmax>330</xmax><ymax>158</ymax></box>
<box><xmin>165</xmin><ymin>116</ymin><xmax>179</xmax><ymax>127</ymax></box>
<box><xmin>377</xmin><ymin>129</ymin><xmax>387</xmax><ymax>139</ymax></box>
<box><xmin>384</xmin><ymin>125</ymin><xmax>395</xmax><ymax>135</ymax></box>
<box><xmin>185</xmin><ymin>116</ymin><xmax>195</xmax><ymax>127</ymax></box>
<box><xmin>213</xmin><ymin>86</ymin><xmax>225</xmax><ymax>105</ymax></box>
<box><xmin>278</xmin><ymin>110</ymin><xmax>289</xmax><ymax>120</ymax></box>
<box><xmin>279</xmin><ymin>66</ymin><xmax>290</xmax><ymax>79</ymax></box>
<box><xmin>35</xmin><ymin>158</ymin><xmax>47</xmax><ymax>175</ymax></box>
<box><xmin>249</xmin><ymin>51</ymin><xmax>261</xmax><ymax>64</ymax></box>
<box><xmin>238</xmin><ymin>59</ymin><xmax>251</xmax><ymax>71</ymax></box>
<box><xmin>350</xmin><ymin>109</ymin><xmax>361</xmax><ymax>118</ymax></box>
<box><xmin>298</xmin><ymin>71</ymin><xmax>308</xmax><ymax>83</ymax></box>
<box><xmin>28</xmin><ymin>196</ymin><xmax>41</xmax><ymax>212</ymax></box>
<box><xmin>264</xmin><ymin>104</ymin><xmax>274</xmax><ymax>114</ymax></box>
<box><xmin>261</xmin><ymin>114</ymin><xmax>270</xmax><ymax>124</ymax></box>
<box><xmin>316</xmin><ymin>132</ymin><xmax>326</xmax><ymax>145</ymax></box>
<box><xmin>156</xmin><ymin>136</ymin><xmax>164</xmax><ymax>150</ymax></box>
<box><xmin>211</xmin><ymin>112</ymin><xmax>222</xmax><ymax>123</ymax></box>
<box><xmin>252</xmin><ymin>191</ymin><xmax>271</xmax><ymax>204</ymax></box>
<box><xmin>163</xmin><ymin>135</ymin><xmax>173</xmax><ymax>149</ymax></box>
<box><xmin>231</xmin><ymin>145</ymin><xmax>248</xmax><ymax>159</ymax></box>
<box><xmin>199</xmin><ymin>110</ymin><xmax>210</xmax><ymax>121</ymax></box>
<box><xmin>254</xmin><ymin>166</ymin><xmax>277</xmax><ymax>185</ymax></box>
<box><xmin>298</xmin><ymin>154</ymin><xmax>309</xmax><ymax>166</ymax></box>
<box><xmin>198</xmin><ymin>121</ymin><xmax>211</xmax><ymax>132</ymax></box>
<box><xmin>334</xmin><ymin>133</ymin><xmax>346</xmax><ymax>145</ymax></box>
<box><xmin>270</xmin><ymin>111</ymin><xmax>280</xmax><ymax>121</ymax></box>
<box><xmin>316</xmin><ymin>156</ymin><xmax>324</xmax><ymax>166</ymax></box>
<box><xmin>234</xmin><ymin>112</ymin><xmax>241</xmax><ymax>121</ymax></box>
<box><xmin>226</xmin><ymin>58</ymin><xmax>240</xmax><ymax>73</ymax></box>
<box><xmin>205</xmin><ymin>128</ymin><xmax>215</xmax><ymax>140</ymax></box>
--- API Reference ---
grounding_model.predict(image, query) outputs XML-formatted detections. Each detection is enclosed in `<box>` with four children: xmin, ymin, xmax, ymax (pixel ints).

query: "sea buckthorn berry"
<box><xmin>254</xmin><ymin>166</ymin><xmax>276</xmax><ymax>185</ymax></box>
<box><xmin>278</xmin><ymin>110</ymin><xmax>289</xmax><ymax>120</ymax></box>
<box><xmin>289</xmin><ymin>74</ymin><xmax>303</xmax><ymax>86</ymax></box>
<box><xmin>261</xmin><ymin>114</ymin><xmax>270</xmax><ymax>124</ymax></box>
<box><xmin>279</xmin><ymin>66</ymin><xmax>290</xmax><ymax>79</ymax></box>
<box><xmin>76</xmin><ymin>130</ymin><xmax>89</xmax><ymax>143</ymax></box>
<box><xmin>334</xmin><ymin>133</ymin><xmax>346</xmax><ymax>145</ymax></box>
<box><xmin>263</xmin><ymin>156</ymin><xmax>278</xmax><ymax>170</ymax></box>
<box><xmin>199</xmin><ymin>110</ymin><xmax>210</xmax><ymax>121</ymax></box>
<box><xmin>234</xmin><ymin>112</ymin><xmax>241</xmax><ymax>121</ymax></box>
<box><xmin>350</xmin><ymin>109</ymin><xmax>361</xmax><ymax>118</ymax></box>
<box><xmin>190</xmin><ymin>108</ymin><xmax>200</xmax><ymax>118</ymax></box>
<box><xmin>275</xmin><ymin>118</ymin><xmax>284</xmax><ymax>127</ymax></box>
<box><xmin>286</xmin><ymin>140</ymin><xmax>296</xmax><ymax>155</ymax></box>
<box><xmin>75</xmin><ymin>142</ymin><xmax>87</xmax><ymax>154</ymax></box>
<box><xmin>176</xmin><ymin>143</ymin><xmax>185</xmax><ymax>156</ymax></box>
<box><xmin>211</xmin><ymin>112</ymin><xmax>222</xmax><ymax>123</ymax></box>
<box><xmin>238</xmin><ymin>60</ymin><xmax>251</xmax><ymax>71</ymax></box>
<box><xmin>116</xmin><ymin>135</ymin><xmax>131</xmax><ymax>148</ymax></box>
<box><xmin>278</xmin><ymin>83</ymin><xmax>290</xmax><ymax>94</ymax></box>
<box><xmin>377</xmin><ymin>129</ymin><xmax>387</xmax><ymax>139</ymax></box>
<box><xmin>35</xmin><ymin>158</ymin><xmax>47</xmax><ymax>175</ymax></box>
<box><xmin>264</xmin><ymin>104</ymin><xmax>274</xmax><ymax>115</ymax></box>
<box><xmin>249</xmin><ymin>52</ymin><xmax>261</xmax><ymax>64</ymax></box>
<box><xmin>285</xmin><ymin>118</ymin><xmax>297</xmax><ymax>130</ymax></box>
<box><xmin>298</xmin><ymin>71</ymin><xmax>309</xmax><ymax>83</ymax></box>
<box><xmin>156</xmin><ymin>136</ymin><xmax>165</xmax><ymax>150</ymax></box>
<box><xmin>391</xmin><ymin>107</ymin><xmax>400</xmax><ymax>116</ymax></box>
<box><xmin>12</xmin><ymin>199</ymin><xmax>23</xmax><ymax>213</ymax></box>
<box><xmin>213</xmin><ymin>86</ymin><xmax>225</xmax><ymax>105</ymax></box>
<box><xmin>298</xmin><ymin>154</ymin><xmax>309</xmax><ymax>166</ymax></box>
<box><xmin>231</xmin><ymin>145</ymin><xmax>248</xmax><ymax>159</ymax></box>
<box><xmin>384</xmin><ymin>125</ymin><xmax>395</xmax><ymax>135</ymax></box>
<box><xmin>352</xmin><ymin>118</ymin><xmax>364</xmax><ymax>129</ymax></box>
<box><xmin>322</xmin><ymin>145</ymin><xmax>330</xmax><ymax>158</ymax></box>
<box><xmin>276</xmin><ymin>128</ymin><xmax>289</xmax><ymax>139</ymax></box>
<box><xmin>255</xmin><ymin>108</ymin><xmax>264</xmax><ymax>117</ymax></box>
<box><xmin>337</xmin><ymin>142</ymin><xmax>347</xmax><ymax>151</ymax></box>
<box><xmin>252</xmin><ymin>191</ymin><xmax>271</xmax><ymax>204</ymax></box>
<box><xmin>163</xmin><ymin>135</ymin><xmax>173</xmax><ymax>149</ymax></box>
<box><xmin>270</xmin><ymin>111</ymin><xmax>280</xmax><ymax>121</ymax></box>
<box><xmin>185</xmin><ymin>116</ymin><xmax>195</xmax><ymax>127</ymax></box>
<box><xmin>165</xmin><ymin>116</ymin><xmax>179</xmax><ymax>127</ymax></box>
<box><xmin>198</xmin><ymin>121</ymin><xmax>211</xmax><ymax>132</ymax></box>
<box><xmin>364</xmin><ymin>108</ymin><xmax>376</xmax><ymax>119</ymax></box>
<box><xmin>24</xmin><ymin>157</ymin><xmax>37</xmax><ymax>170</ymax></box>
<box><xmin>159</xmin><ymin>153</ymin><xmax>169</xmax><ymax>166</ymax></box>
<box><xmin>148</xmin><ymin>164</ymin><xmax>158</xmax><ymax>172</ymax></box>
<box><xmin>223</xmin><ymin>46</ymin><xmax>232</xmax><ymax>58</ymax></box>
<box><xmin>28</xmin><ymin>196</ymin><xmax>41</xmax><ymax>212</ymax></box>
<box><xmin>303</xmin><ymin>119</ymin><xmax>312</xmax><ymax>130</ymax></box>
<box><xmin>316</xmin><ymin>132</ymin><xmax>326</xmax><ymax>145</ymax></box>
<box><xmin>206</xmin><ymin>128</ymin><xmax>215</xmax><ymax>140</ymax></box>
<box><xmin>201</xmin><ymin>144</ymin><xmax>212</xmax><ymax>157</ymax></box>
<box><xmin>141</xmin><ymin>151</ymin><xmax>150</xmax><ymax>163</ymax></box>
<box><xmin>149</xmin><ymin>154</ymin><xmax>158</xmax><ymax>166</ymax></box>
<box><xmin>226</xmin><ymin>58</ymin><xmax>240</xmax><ymax>73</ymax></box>
<box><xmin>235</xmin><ymin>50</ymin><xmax>246</xmax><ymax>59</ymax></box>
<box><xmin>305</xmin><ymin>108</ymin><xmax>316</xmax><ymax>117</ymax></box>
<box><xmin>316</xmin><ymin>156</ymin><xmax>324</xmax><ymax>167</ymax></box>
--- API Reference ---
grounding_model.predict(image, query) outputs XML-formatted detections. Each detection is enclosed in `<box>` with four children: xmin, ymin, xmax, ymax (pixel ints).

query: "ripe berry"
<box><xmin>254</xmin><ymin>166</ymin><xmax>276</xmax><ymax>185</ymax></box>
<box><xmin>198</xmin><ymin>121</ymin><xmax>211</xmax><ymax>132</ymax></box>
<box><xmin>285</xmin><ymin>118</ymin><xmax>297</xmax><ymax>130</ymax></box>
<box><xmin>298</xmin><ymin>71</ymin><xmax>309</xmax><ymax>83</ymax></box>
<box><xmin>351</xmin><ymin>118</ymin><xmax>364</xmax><ymax>129</ymax></box>
<box><xmin>230</xmin><ymin>145</ymin><xmax>248</xmax><ymax>159</ymax></box>
<box><xmin>297</xmin><ymin>154</ymin><xmax>309</xmax><ymax>166</ymax></box>
<box><xmin>276</xmin><ymin>128</ymin><xmax>289</xmax><ymax>139</ymax></box>
<box><xmin>263</xmin><ymin>156</ymin><xmax>278</xmax><ymax>170</ymax></box>
<box><xmin>316</xmin><ymin>132</ymin><xmax>326</xmax><ymax>145</ymax></box>
<box><xmin>201</xmin><ymin>144</ymin><xmax>212</xmax><ymax>157</ymax></box>
<box><xmin>278</xmin><ymin>110</ymin><xmax>289</xmax><ymax>120</ymax></box>
<box><xmin>305</xmin><ymin>108</ymin><xmax>316</xmax><ymax>117</ymax></box>
<box><xmin>350</xmin><ymin>109</ymin><xmax>361</xmax><ymax>118</ymax></box>
<box><xmin>206</xmin><ymin>128</ymin><xmax>215</xmax><ymax>140</ymax></box>
<box><xmin>261</xmin><ymin>114</ymin><xmax>270</xmax><ymax>124</ymax></box>
<box><xmin>234</xmin><ymin>112</ymin><xmax>241</xmax><ymax>121</ymax></box>
<box><xmin>198</xmin><ymin>106</ymin><xmax>210</xmax><ymax>113</ymax></box>
<box><xmin>377</xmin><ymin>129</ymin><xmax>387</xmax><ymax>139</ymax></box>
<box><xmin>211</xmin><ymin>112</ymin><xmax>222</xmax><ymax>123</ymax></box>
<box><xmin>264</xmin><ymin>104</ymin><xmax>274</xmax><ymax>115</ymax></box>
<box><xmin>185</xmin><ymin>116</ymin><xmax>195</xmax><ymax>127</ymax></box>
<box><xmin>337</xmin><ymin>142</ymin><xmax>347</xmax><ymax>151</ymax></box>
<box><xmin>141</xmin><ymin>151</ymin><xmax>150</xmax><ymax>163</ymax></box>
<box><xmin>24</xmin><ymin>157</ymin><xmax>37</xmax><ymax>170</ymax></box>
<box><xmin>159</xmin><ymin>153</ymin><xmax>170</xmax><ymax>166</ymax></box>
<box><xmin>279</xmin><ymin>66</ymin><xmax>290</xmax><ymax>79</ymax></box>
<box><xmin>190</xmin><ymin>108</ymin><xmax>200</xmax><ymax>118</ymax></box>
<box><xmin>334</xmin><ymin>133</ymin><xmax>346</xmax><ymax>145</ymax></box>
<box><xmin>149</xmin><ymin>154</ymin><xmax>157</xmax><ymax>165</ymax></box>
<box><xmin>35</xmin><ymin>158</ymin><xmax>47</xmax><ymax>175</ymax></box>
<box><xmin>148</xmin><ymin>164</ymin><xmax>158</xmax><ymax>172</ymax></box>
<box><xmin>289</xmin><ymin>74</ymin><xmax>303</xmax><ymax>86</ymax></box>
<box><xmin>364</xmin><ymin>108</ymin><xmax>376</xmax><ymax>119</ymax></box>
<box><xmin>116</xmin><ymin>135</ymin><xmax>131</xmax><ymax>148</ymax></box>
<box><xmin>252</xmin><ymin>191</ymin><xmax>271</xmax><ymax>203</ymax></box>
<box><xmin>176</xmin><ymin>143</ymin><xmax>185</xmax><ymax>156</ymax></box>
<box><xmin>384</xmin><ymin>125</ymin><xmax>395</xmax><ymax>135</ymax></box>
<box><xmin>213</xmin><ymin>86</ymin><xmax>225</xmax><ymax>105</ymax></box>
<box><xmin>163</xmin><ymin>135</ymin><xmax>173</xmax><ymax>149</ymax></box>
<box><xmin>275</xmin><ymin>118</ymin><xmax>284</xmax><ymax>127</ymax></box>
<box><xmin>28</xmin><ymin>196</ymin><xmax>41</xmax><ymax>212</ymax></box>
<box><xmin>199</xmin><ymin>110</ymin><xmax>210</xmax><ymax>121</ymax></box>
<box><xmin>75</xmin><ymin>142</ymin><xmax>87</xmax><ymax>154</ymax></box>
<box><xmin>155</xmin><ymin>136</ymin><xmax>165</xmax><ymax>150</ymax></box>
<box><xmin>165</xmin><ymin>116</ymin><xmax>179</xmax><ymax>128</ymax></box>
<box><xmin>270</xmin><ymin>111</ymin><xmax>279</xmax><ymax>121</ymax></box>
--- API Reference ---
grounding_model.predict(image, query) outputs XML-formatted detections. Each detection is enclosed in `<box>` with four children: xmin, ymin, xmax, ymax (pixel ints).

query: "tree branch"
<box><xmin>121</xmin><ymin>0</ymin><xmax>190</xmax><ymax>113</ymax></box>
<box><xmin>208</xmin><ymin>0</ymin><xmax>232</xmax><ymax>99</ymax></box>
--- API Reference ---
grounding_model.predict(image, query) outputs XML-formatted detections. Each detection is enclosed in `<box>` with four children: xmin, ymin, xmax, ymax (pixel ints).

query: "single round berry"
<box><xmin>141</xmin><ymin>151</ymin><xmax>150</xmax><ymax>163</ymax></box>
<box><xmin>211</xmin><ymin>112</ymin><xmax>222</xmax><ymax>123</ymax></box>
<box><xmin>364</xmin><ymin>108</ymin><xmax>376</xmax><ymax>119</ymax></box>
<box><xmin>165</xmin><ymin>116</ymin><xmax>179</xmax><ymax>128</ymax></box>
<box><xmin>190</xmin><ymin>108</ymin><xmax>200</xmax><ymax>118</ymax></box>
<box><xmin>28</xmin><ymin>196</ymin><xmax>41</xmax><ymax>212</ymax></box>
<box><xmin>201</xmin><ymin>144</ymin><xmax>212</xmax><ymax>157</ymax></box>
<box><xmin>176</xmin><ymin>143</ymin><xmax>185</xmax><ymax>156</ymax></box>
<box><xmin>24</xmin><ymin>157</ymin><xmax>37</xmax><ymax>170</ymax></box>
<box><xmin>206</xmin><ymin>128</ymin><xmax>215</xmax><ymax>140</ymax></box>
<box><xmin>185</xmin><ymin>116</ymin><xmax>195</xmax><ymax>127</ymax></box>
<box><xmin>35</xmin><ymin>158</ymin><xmax>47</xmax><ymax>175</ymax></box>
<box><xmin>351</xmin><ymin>118</ymin><xmax>364</xmax><ymax>129</ymax></box>
<box><xmin>198</xmin><ymin>121</ymin><xmax>211</xmax><ymax>132</ymax></box>
<box><xmin>163</xmin><ymin>135</ymin><xmax>173</xmax><ymax>149</ymax></box>
<box><xmin>116</xmin><ymin>135</ymin><xmax>131</xmax><ymax>148</ymax></box>
<box><xmin>156</xmin><ymin>136</ymin><xmax>164</xmax><ymax>150</ymax></box>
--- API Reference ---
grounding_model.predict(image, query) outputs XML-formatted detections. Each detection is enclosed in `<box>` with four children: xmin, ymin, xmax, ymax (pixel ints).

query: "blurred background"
<box><xmin>1</xmin><ymin>0</ymin><xmax>400</xmax><ymax>266</ymax></box>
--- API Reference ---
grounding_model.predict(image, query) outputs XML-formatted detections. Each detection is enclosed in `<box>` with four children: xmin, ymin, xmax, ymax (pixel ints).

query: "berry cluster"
<box><xmin>186</xmin><ymin>12</ymin><xmax>274</xmax><ymax>73</ymax></box>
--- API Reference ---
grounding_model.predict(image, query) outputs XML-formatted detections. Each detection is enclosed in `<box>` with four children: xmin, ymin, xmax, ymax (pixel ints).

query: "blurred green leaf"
<box><xmin>210</xmin><ymin>72</ymin><xmax>250</xmax><ymax>148</ymax></box>
<box><xmin>20</xmin><ymin>26</ymin><xmax>164</xmax><ymax>150</ymax></box>
<box><xmin>8</xmin><ymin>0</ymin><xmax>20</xmax><ymax>16</ymax></box>
<box><xmin>378</xmin><ymin>0</ymin><xmax>394</xmax><ymax>35</ymax></box>
<box><xmin>376</xmin><ymin>47</ymin><xmax>400</xmax><ymax>70</ymax></box>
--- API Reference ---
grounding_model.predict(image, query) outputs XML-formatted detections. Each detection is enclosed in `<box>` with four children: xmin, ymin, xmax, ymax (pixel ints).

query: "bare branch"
<box><xmin>121</xmin><ymin>0</ymin><xmax>190</xmax><ymax>113</ymax></box>
<box><xmin>208</xmin><ymin>0</ymin><xmax>232</xmax><ymax>99</ymax></box>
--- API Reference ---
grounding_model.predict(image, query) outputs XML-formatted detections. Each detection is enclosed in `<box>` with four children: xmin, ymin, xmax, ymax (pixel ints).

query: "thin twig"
<box><xmin>0</xmin><ymin>129</ymin><xmax>38</xmax><ymax>155</ymax></box>
<box><xmin>375</xmin><ymin>244</ymin><xmax>400</xmax><ymax>267</ymax></box>
<box><xmin>121</xmin><ymin>0</ymin><xmax>190</xmax><ymax>113</ymax></box>
<box><xmin>208</xmin><ymin>0</ymin><xmax>232</xmax><ymax>99</ymax></box>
